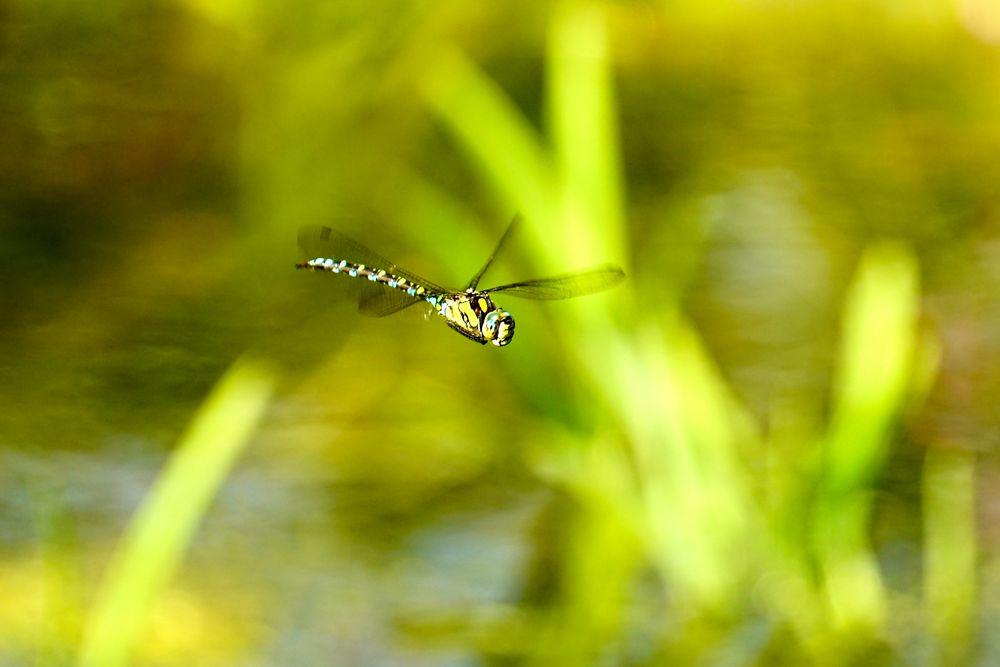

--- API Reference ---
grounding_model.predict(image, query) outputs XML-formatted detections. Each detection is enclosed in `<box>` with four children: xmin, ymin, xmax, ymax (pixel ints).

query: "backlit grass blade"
<box><xmin>77</xmin><ymin>359</ymin><xmax>274</xmax><ymax>667</ymax></box>
<box><xmin>817</xmin><ymin>241</ymin><xmax>920</xmax><ymax>630</ymax></box>
<box><xmin>546</xmin><ymin>2</ymin><xmax>627</xmax><ymax>267</ymax></box>
<box><xmin>420</xmin><ymin>48</ymin><xmax>560</xmax><ymax>258</ymax></box>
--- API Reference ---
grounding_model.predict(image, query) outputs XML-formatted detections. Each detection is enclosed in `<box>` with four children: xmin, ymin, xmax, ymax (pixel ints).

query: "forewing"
<box><xmin>484</xmin><ymin>265</ymin><xmax>626</xmax><ymax>300</ymax></box>
<box><xmin>465</xmin><ymin>214</ymin><xmax>520</xmax><ymax>291</ymax></box>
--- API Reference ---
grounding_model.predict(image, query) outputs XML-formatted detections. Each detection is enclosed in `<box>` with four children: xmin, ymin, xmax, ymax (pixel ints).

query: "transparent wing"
<box><xmin>483</xmin><ymin>265</ymin><xmax>626</xmax><ymax>300</ymax></box>
<box><xmin>465</xmin><ymin>214</ymin><xmax>520</xmax><ymax>291</ymax></box>
<box><xmin>357</xmin><ymin>289</ymin><xmax>424</xmax><ymax>318</ymax></box>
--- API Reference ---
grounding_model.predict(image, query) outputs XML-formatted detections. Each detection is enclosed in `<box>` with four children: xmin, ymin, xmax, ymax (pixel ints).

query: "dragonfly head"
<box><xmin>482</xmin><ymin>308</ymin><xmax>515</xmax><ymax>347</ymax></box>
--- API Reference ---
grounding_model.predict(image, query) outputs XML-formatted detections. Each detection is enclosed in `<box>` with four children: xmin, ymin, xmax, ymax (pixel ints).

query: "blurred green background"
<box><xmin>2</xmin><ymin>0</ymin><xmax>999</xmax><ymax>664</ymax></box>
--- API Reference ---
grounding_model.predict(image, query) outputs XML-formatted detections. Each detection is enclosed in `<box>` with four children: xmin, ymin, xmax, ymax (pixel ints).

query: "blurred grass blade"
<box><xmin>817</xmin><ymin>241</ymin><xmax>920</xmax><ymax>630</ymax></box>
<box><xmin>32</xmin><ymin>487</ymin><xmax>83</xmax><ymax>667</ymax></box>
<box><xmin>77</xmin><ymin>359</ymin><xmax>274</xmax><ymax>667</ymax></box>
<box><xmin>623</xmin><ymin>320</ymin><xmax>756</xmax><ymax>608</ymax></box>
<box><xmin>546</xmin><ymin>2</ymin><xmax>631</xmax><ymax>392</ymax></box>
<box><xmin>547</xmin><ymin>2</ymin><xmax>626</xmax><ymax>266</ymax></box>
<box><xmin>827</xmin><ymin>242</ymin><xmax>920</xmax><ymax>491</ymax></box>
<box><xmin>924</xmin><ymin>448</ymin><xmax>976</xmax><ymax>665</ymax></box>
<box><xmin>420</xmin><ymin>47</ymin><xmax>560</xmax><ymax>254</ymax></box>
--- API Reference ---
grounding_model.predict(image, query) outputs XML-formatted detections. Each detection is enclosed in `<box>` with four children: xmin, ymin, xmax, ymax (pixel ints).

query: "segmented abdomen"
<box><xmin>297</xmin><ymin>257</ymin><xmax>444</xmax><ymax>306</ymax></box>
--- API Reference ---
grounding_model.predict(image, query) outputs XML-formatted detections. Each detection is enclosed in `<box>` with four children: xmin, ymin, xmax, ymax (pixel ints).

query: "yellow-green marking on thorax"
<box><xmin>438</xmin><ymin>291</ymin><xmax>515</xmax><ymax>347</ymax></box>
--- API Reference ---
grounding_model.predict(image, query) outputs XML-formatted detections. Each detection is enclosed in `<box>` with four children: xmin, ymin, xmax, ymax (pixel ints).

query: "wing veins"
<box><xmin>465</xmin><ymin>214</ymin><xmax>520</xmax><ymax>291</ymax></box>
<box><xmin>483</xmin><ymin>265</ymin><xmax>626</xmax><ymax>300</ymax></box>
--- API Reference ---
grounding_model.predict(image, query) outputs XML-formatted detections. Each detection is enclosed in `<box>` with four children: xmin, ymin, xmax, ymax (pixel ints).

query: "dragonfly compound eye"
<box><xmin>484</xmin><ymin>310</ymin><xmax>514</xmax><ymax>347</ymax></box>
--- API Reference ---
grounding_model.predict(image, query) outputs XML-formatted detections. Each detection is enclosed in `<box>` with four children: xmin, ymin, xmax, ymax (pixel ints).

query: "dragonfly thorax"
<box><xmin>439</xmin><ymin>292</ymin><xmax>515</xmax><ymax>347</ymax></box>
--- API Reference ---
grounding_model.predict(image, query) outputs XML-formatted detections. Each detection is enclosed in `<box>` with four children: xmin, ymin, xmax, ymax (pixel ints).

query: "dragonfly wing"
<box><xmin>484</xmin><ymin>265</ymin><xmax>626</xmax><ymax>300</ymax></box>
<box><xmin>357</xmin><ymin>289</ymin><xmax>424</xmax><ymax>318</ymax></box>
<box><xmin>465</xmin><ymin>214</ymin><xmax>520</xmax><ymax>291</ymax></box>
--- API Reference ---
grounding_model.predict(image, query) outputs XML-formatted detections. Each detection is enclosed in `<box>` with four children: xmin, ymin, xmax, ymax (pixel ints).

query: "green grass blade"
<box><xmin>32</xmin><ymin>487</ymin><xmax>83</xmax><ymax>667</ymax></box>
<box><xmin>77</xmin><ymin>358</ymin><xmax>274</xmax><ymax>667</ymax></box>
<box><xmin>924</xmin><ymin>448</ymin><xmax>976</xmax><ymax>665</ymax></box>
<box><xmin>420</xmin><ymin>47</ymin><xmax>560</xmax><ymax>257</ymax></box>
<box><xmin>546</xmin><ymin>2</ymin><xmax>627</xmax><ymax>267</ymax></box>
<box><xmin>817</xmin><ymin>241</ymin><xmax>920</xmax><ymax>631</ymax></box>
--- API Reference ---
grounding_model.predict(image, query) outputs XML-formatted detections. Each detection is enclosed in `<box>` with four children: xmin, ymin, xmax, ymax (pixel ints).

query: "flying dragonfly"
<box><xmin>296</xmin><ymin>218</ymin><xmax>625</xmax><ymax>347</ymax></box>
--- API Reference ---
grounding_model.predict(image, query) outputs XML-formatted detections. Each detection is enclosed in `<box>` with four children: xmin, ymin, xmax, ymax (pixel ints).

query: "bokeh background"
<box><xmin>2</xmin><ymin>0</ymin><xmax>999</xmax><ymax>665</ymax></box>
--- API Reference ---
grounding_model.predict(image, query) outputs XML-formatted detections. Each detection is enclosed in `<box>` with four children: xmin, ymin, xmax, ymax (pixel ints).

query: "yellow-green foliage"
<box><xmin>0</xmin><ymin>1</ymin><xmax>991</xmax><ymax>666</ymax></box>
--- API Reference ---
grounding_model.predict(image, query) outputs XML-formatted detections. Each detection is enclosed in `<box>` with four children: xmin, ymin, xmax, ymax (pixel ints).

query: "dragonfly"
<box><xmin>296</xmin><ymin>218</ymin><xmax>625</xmax><ymax>347</ymax></box>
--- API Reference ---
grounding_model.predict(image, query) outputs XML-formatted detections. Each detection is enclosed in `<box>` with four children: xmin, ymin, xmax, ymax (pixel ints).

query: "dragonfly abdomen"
<box><xmin>297</xmin><ymin>257</ymin><xmax>444</xmax><ymax>303</ymax></box>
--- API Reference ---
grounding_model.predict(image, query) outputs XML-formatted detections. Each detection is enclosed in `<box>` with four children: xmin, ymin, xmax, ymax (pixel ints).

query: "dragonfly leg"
<box><xmin>445</xmin><ymin>320</ymin><xmax>487</xmax><ymax>345</ymax></box>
